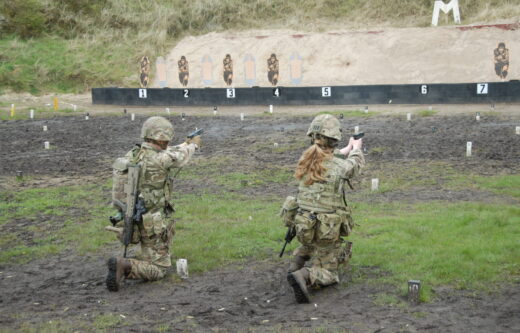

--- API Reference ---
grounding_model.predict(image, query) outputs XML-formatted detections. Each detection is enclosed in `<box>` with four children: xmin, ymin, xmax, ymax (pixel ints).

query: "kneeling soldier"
<box><xmin>106</xmin><ymin>116</ymin><xmax>201</xmax><ymax>291</ymax></box>
<box><xmin>282</xmin><ymin>114</ymin><xmax>365</xmax><ymax>303</ymax></box>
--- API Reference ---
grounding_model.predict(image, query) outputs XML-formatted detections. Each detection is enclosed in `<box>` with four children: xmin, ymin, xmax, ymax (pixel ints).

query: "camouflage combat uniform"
<box><xmin>283</xmin><ymin>114</ymin><xmax>365</xmax><ymax>293</ymax></box>
<box><xmin>108</xmin><ymin>117</ymin><xmax>198</xmax><ymax>285</ymax></box>
<box><xmin>123</xmin><ymin>141</ymin><xmax>196</xmax><ymax>281</ymax></box>
<box><xmin>294</xmin><ymin>148</ymin><xmax>364</xmax><ymax>286</ymax></box>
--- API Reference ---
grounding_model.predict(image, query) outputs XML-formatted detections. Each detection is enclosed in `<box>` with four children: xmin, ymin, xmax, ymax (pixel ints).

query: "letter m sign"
<box><xmin>432</xmin><ymin>0</ymin><xmax>461</xmax><ymax>26</ymax></box>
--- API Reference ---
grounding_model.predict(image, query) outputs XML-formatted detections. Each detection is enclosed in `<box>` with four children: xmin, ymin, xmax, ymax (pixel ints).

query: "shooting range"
<box><xmin>1</xmin><ymin>1</ymin><xmax>520</xmax><ymax>332</ymax></box>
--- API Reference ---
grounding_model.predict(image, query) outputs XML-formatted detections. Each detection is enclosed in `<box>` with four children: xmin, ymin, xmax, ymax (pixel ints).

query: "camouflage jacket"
<box><xmin>125</xmin><ymin>142</ymin><xmax>197</xmax><ymax>213</ymax></box>
<box><xmin>297</xmin><ymin>148</ymin><xmax>365</xmax><ymax>213</ymax></box>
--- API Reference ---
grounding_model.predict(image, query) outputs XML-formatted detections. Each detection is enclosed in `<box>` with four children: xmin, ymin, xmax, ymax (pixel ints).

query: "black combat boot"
<box><xmin>288</xmin><ymin>255</ymin><xmax>310</xmax><ymax>273</ymax></box>
<box><xmin>287</xmin><ymin>268</ymin><xmax>310</xmax><ymax>303</ymax></box>
<box><xmin>106</xmin><ymin>257</ymin><xmax>132</xmax><ymax>292</ymax></box>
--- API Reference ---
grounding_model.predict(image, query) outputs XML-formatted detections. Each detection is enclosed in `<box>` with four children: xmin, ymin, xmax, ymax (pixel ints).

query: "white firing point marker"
<box><xmin>213</xmin><ymin>110</ymin><xmax>217</xmax><ymax>116</ymax></box>
<box><xmin>240</xmin><ymin>113</ymin><xmax>245</xmax><ymax>121</ymax></box>
<box><xmin>516</xmin><ymin>126</ymin><xmax>520</xmax><ymax>135</ymax></box>
<box><xmin>43</xmin><ymin>125</ymin><xmax>47</xmax><ymax>131</ymax></box>
<box><xmin>73</xmin><ymin>104</ymin><xmax>77</xmax><ymax>111</ymax></box>
<box><xmin>30</xmin><ymin>109</ymin><xmax>34</xmax><ymax>119</ymax></box>
<box><xmin>131</xmin><ymin>113</ymin><xmax>135</xmax><ymax>121</ymax></box>
<box><xmin>274</xmin><ymin>143</ymin><xmax>279</xmax><ymax>147</ymax></box>
<box><xmin>85</xmin><ymin>115</ymin><xmax>89</xmax><ymax>120</ymax></box>
<box><xmin>269</xmin><ymin>105</ymin><xmax>273</xmax><ymax>114</ymax></box>
<box><xmin>44</xmin><ymin>141</ymin><xmax>50</xmax><ymax>149</ymax></box>
<box><xmin>371</xmin><ymin>178</ymin><xmax>379</xmax><ymax>191</ymax></box>
<box><xmin>166</xmin><ymin>108</ymin><xmax>170</xmax><ymax>114</ymax></box>
<box><xmin>354</xmin><ymin>126</ymin><xmax>360</xmax><ymax>134</ymax></box>
<box><xmin>466</xmin><ymin>142</ymin><xmax>472</xmax><ymax>157</ymax></box>
<box><xmin>407</xmin><ymin>113</ymin><xmax>412</xmax><ymax>121</ymax></box>
<box><xmin>476</xmin><ymin>112</ymin><xmax>480</xmax><ymax>121</ymax></box>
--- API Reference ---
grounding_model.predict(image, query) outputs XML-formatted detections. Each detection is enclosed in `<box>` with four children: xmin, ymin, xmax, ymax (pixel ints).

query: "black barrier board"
<box><xmin>92</xmin><ymin>81</ymin><xmax>520</xmax><ymax>106</ymax></box>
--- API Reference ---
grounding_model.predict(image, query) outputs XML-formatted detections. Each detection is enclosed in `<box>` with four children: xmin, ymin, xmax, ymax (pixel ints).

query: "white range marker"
<box><xmin>371</xmin><ymin>178</ymin><xmax>379</xmax><ymax>191</ymax></box>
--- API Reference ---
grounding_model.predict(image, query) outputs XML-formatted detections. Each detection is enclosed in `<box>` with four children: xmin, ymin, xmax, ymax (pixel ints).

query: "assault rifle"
<box><xmin>122</xmin><ymin>163</ymin><xmax>143</xmax><ymax>258</ymax></box>
<box><xmin>353</xmin><ymin>132</ymin><xmax>364</xmax><ymax>140</ymax></box>
<box><xmin>279</xmin><ymin>226</ymin><xmax>296</xmax><ymax>258</ymax></box>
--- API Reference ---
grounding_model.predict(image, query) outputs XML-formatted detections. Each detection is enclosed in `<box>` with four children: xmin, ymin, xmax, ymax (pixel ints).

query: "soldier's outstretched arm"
<box><xmin>165</xmin><ymin>142</ymin><xmax>198</xmax><ymax>168</ymax></box>
<box><xmin>341</xmin><ymin>141</ymin><xmax>365</xmax><ymax>179</ymax></box>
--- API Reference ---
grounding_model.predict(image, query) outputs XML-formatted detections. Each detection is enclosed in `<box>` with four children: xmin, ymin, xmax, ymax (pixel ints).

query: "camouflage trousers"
<box><xmin>293</xmin><ymin>210</ymin><xmax>352</xmax><ymax>287</ymax></box>
<box><xmin>127</xmin><ymin>211</ymin><xmax>176</xmax><ymax>281</ymax></box>
<box><xmin>294</xmin><ymin>242</ymin><xmax>347</xmax><ymax>287</ymax></box>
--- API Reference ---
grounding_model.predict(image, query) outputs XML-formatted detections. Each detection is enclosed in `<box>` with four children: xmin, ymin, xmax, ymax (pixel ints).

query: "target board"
<box><xmin>244</xmin><ymin>53</ymin><xmax>256</xmax><ymax>86</ymax></box>
<box><xmin>201</xmin><ymin>54</ymin><xmax>213</xmax><ymax>86</ymax></box>
<box><xmin>156</xmin><ymin>56</ymin><xmax>167</xmax><ymax>88</ymax></box>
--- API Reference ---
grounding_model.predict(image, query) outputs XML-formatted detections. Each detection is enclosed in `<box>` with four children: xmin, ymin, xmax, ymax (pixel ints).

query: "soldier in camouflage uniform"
<box><xmin>106</xmin><ymin>116</ymin><xmax>201</xmax><ymax>291</ymax></box>
<box><xmin>282</xmin><ymin>114</ymin><xmax>364</xmax><ymax>303</ymax></box>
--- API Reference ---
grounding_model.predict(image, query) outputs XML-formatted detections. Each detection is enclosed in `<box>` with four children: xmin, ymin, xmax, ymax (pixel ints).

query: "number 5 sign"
<box><xmin>321</xmin><ymin>87</ymin><xmax>331</xmax><ymax>97</ymax></box>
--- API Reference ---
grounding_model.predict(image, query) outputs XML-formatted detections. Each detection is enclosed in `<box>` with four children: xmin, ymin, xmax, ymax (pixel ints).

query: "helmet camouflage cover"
<box><xmin>141</xmin><ymin>116</ymin><xmax>174</xmax><ymax>141</ymax></box>
<box><xmin>306</xmin><ymin>114</ymin><xmax>341</xmax><ymax>141</ymax></box>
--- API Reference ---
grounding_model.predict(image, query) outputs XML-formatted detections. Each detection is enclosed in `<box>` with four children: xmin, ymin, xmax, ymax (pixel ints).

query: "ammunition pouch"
<box><xmin>337</xmin><ymin>208</ymin><xmax>354</xmax><ymax>237</ymax></box>
<box><xmin>316</xmin><ymin>212</ymin><xmax>342</xmax><ymax>241</ymax></box>
<box><xmin>338</xmin><ymin>241</ymin><xmax>353</xmax><ymax>265</ymax></box>
<box><xmin>280</xmin><ymin>196</ymin><xmax>299</xmax><ymax>227</ymax></box>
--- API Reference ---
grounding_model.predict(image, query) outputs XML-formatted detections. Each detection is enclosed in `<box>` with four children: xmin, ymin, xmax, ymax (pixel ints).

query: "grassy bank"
<box><xmin>1</xmin><ymin>0</ymin><xmax>520</xmax><ymax>94</ymax></box>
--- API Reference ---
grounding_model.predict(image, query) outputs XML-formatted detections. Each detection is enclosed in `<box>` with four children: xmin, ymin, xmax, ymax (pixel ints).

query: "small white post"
<box><xmin>269</xmin><ymin>105</ymin><xmax>273</xmax><ymax>114</ymax></box>
<box><xmin>30</xmin><ymin>109</ymin><xmax>34</xmax><ymax>119</ymax></box>
<box><xmin>364</xmin><ymin>106</ymin><xmax>368</xmax><ymax>113</ymax></box>
<box><xmin>43</xmin><ymin>125</ymin><xmax>48</xmax><ymax>131</ymax></box>
<box><xmin>274</xmin><ymin>143</ymin><xmax>279</xmax><ymax>147</ymax></box>
<box><xmin>176</xmin><ymin>259</ymin><xmax>189</xmax><ymax>279</ymax></box>
<box><xmin>131</xmin><ymin>113</ymin><xmax>135</xmax><ymax>121</ymax></box>
<box><xmin>466</xmin><ymin>142</ymin><xmax>472</xmax><ymax>157</ymax></box>
<box><xmin>371</xmin><ymin>178</ymin><xmax>379</xmax><ymax>191</ymax></box>
<box><xmin>213</xmin><ymin>110</ymin><xmax>217</xmax><ymax>116</ymax></box>
<box><xmin>73</xmin><ymin>104</ymin><xmax>77</xmax><ymax>111</ymax></box>
<box><xmin>240</xmin><ymin>113</ymin><xmax>245</xmax><ymax>121</ymax></box>
<box><xmin>428</xmin><ymin>106</ymin><xmax>432</xmax><ymax>111</ymax></box>
<box><xmin>515</xmin><ymin>126</ymin><xmax>520</xmax><ymax>135</ymax></box>
<box><xmin>85</xmin><ymin>115</ymin><xmax>89</xmax><ymax>120</ymax></box>
<box><xmin>476</xmin><ymin>112</ymin><xmax>480</xmax><ymax>121</ymax></box>
<box><xmin>354</xmin><ymin>126</ymin><xmax>359</xmax><ymax>134</ymax></box>
<box><xmin>44</xmin><ymin>141</ymin><xmax>50</xmax><ymax>149</ymax></box>
<box><xmin>407</xmin><ymin>113</ymin><xmax>412</xmax><ymax>121</ymax></box>
<box><xmin>166</xmin><ymin>108</ymin><xmax>170</xmax><ymax>114</ymax></box>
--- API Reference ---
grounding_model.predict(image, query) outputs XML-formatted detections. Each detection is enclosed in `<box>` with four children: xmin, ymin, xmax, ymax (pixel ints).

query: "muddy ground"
<box><xmin>0</xmin><ymin>111</ymin><xmax>519</xmax><ymax>332</ymax></box>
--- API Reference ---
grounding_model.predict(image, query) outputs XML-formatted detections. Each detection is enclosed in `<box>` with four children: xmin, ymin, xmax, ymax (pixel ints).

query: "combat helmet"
<box><xmin>141</xmin><ymin>116</ymin><xmax>174</xmax><ymax>141</ymax></box>
<box><xmin>306</xmin><ymin>114</ymin><xmax>341</xmax><ymax>141</ymax></box>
